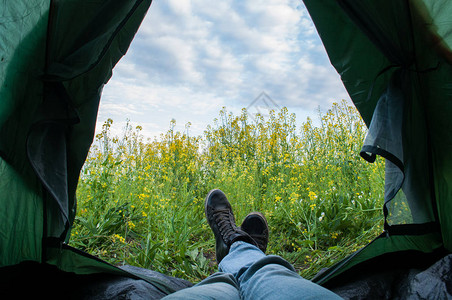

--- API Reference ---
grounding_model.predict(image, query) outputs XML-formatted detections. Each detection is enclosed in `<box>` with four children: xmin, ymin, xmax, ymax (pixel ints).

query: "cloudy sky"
<box><xmin>98</xmin><ymin>0</ymin><xmax>351</xmax><ymax>139</ymax></box>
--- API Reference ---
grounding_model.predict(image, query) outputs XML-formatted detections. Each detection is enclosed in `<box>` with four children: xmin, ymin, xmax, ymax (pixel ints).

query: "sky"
<box><xmin>97</xmin><ymin>0</ymin><xmax>351</xmax><ymax>139</ymax></box>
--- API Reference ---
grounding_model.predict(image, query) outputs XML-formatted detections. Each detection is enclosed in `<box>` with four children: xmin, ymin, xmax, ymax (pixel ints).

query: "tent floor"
<box><xmin>2</xmin><ymin>252</ymin><xmax>452</xmax><ymax>299</ymax></box>
<box><xmin>0</xmin><ymin>261</ymin><xmax>193</xmax><ymax>299</ymax></box>
<box><xmin>328</xmin><ymin>252</ymin><xmax>452</xmax><ymax>299</ymax></box>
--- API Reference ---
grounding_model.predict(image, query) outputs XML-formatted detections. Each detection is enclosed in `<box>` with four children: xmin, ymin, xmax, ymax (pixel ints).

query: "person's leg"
<box><xmin>204</xmin><ymin>189</ymin><xmax>342</xmax><ymax>299</ymax></box>
<box><xmin>162</xmin><ymin>189</ymin><xmax>255</xmax><ymax>300</ymax></box>
<box><xmin>161</xmin><ymin>272</ymin><xmax>240</xmax><ymax>300</ymax></box>
<box><xmin>219</xmin><ymin>241</ymin><xmax>343</xmax><ymax>300</ymax></box>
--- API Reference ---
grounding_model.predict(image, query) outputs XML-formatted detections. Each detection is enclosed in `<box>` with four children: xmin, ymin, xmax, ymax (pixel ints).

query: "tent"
<box><xmin>1</xmin><ymin>0</ymin><xmax>451</xmax><ymax>298</ymax></box>
<box><xmin>304</xmin><ymin>0</ymin><xmax>452</xmax><ymax>298</ymax></box>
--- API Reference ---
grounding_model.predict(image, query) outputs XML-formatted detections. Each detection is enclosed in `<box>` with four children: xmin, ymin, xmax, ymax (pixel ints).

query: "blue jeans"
<box><xmin>162</xmin><ymin>241</ymin><xmax>342</xmax><ymax>299</ymax></box>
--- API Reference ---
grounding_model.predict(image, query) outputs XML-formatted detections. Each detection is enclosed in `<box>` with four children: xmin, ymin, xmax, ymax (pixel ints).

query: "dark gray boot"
<box><xmin>204</xmin><ymin>189</ymin><xmax>257</xmax><ymax>263</ymax></box>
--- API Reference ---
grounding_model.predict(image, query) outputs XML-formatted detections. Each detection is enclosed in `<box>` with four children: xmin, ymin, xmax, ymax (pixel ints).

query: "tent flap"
<box><xmin>304</xmin><ymin>0</ymin><xmax>452</xmax><ymax>287</ymax></box>
<box><xmin>0</xmin><ymin>0</ymin><xmax>153</xmax><ymax>269</ymax></box>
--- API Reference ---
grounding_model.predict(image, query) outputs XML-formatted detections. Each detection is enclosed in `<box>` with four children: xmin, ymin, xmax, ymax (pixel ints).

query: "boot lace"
<box><xmin>211</xmin><ymin>209</ymin><xmax>237</xmax><ymax>241</ymax></box>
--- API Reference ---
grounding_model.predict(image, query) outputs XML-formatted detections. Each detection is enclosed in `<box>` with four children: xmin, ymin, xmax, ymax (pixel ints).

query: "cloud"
<box><xmin>99</xmin><ymin>0</ymin><xmax>351</xmax><ymax>138</ymax></box>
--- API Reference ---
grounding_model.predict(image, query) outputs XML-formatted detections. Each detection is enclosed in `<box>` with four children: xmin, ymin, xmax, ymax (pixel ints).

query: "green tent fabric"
<box><xmin>0</xmin><ymin>0</ymin><xmax>148</xmax><ymax>261</ymax></box>
<box><xmin>303</xmin><ymin>0</ymin><xmax>452</xmax><ymax>289</ymax></box>
<box><xmin>2</xmin><ymin>0</ymin><xmax>452</xmax><ymax>298</ymax></box>
<box><xmin>0</xmin><ymin>0</ymin><xmax>144</xmax><ymax>263</ymax></box>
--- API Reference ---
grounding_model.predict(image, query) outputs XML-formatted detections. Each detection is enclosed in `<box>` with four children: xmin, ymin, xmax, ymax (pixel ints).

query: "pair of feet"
<box><xmin>205</xmin><ymin>189</ymin><xmax>269</xmax><ymax>263</ymax></box>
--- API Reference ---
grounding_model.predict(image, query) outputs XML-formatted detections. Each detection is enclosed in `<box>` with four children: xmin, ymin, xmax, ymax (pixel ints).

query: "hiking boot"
<box><xmin>205</xmin><ymin>189</ymin><xmax>258</xmax><ymax>263</ymax></box>
<box><xmin>241</xmin><ymin>212</ymin><xmax>269</xmax><ymax>253</ymax></box>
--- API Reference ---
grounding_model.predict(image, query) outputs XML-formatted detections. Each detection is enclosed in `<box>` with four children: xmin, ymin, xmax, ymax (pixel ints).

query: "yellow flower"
<box><xmin>308</xmin><ymin>191</ymin><xmax>317</xmax><ymax>201</ymax></box>
<box><xmin>128</xmin><ymin>220</ymin><xmax>136</xmax><ymax>229</ymax></box>
<box><xmin>114</xmin><ymin>234</ymin><xmax>126</xmax><ymax>244</ymax></box>
<box><xmin>138</xmin><ymin>193</ymin><xmax>148</xmax><ymax>201</ymax></box>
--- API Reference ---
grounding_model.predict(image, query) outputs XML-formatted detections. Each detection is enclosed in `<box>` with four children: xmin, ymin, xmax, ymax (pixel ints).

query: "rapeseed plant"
<box><xmin>73</xmin><ymin>100</ymin><xmax>384</xmax><ymax>282</ymax></box>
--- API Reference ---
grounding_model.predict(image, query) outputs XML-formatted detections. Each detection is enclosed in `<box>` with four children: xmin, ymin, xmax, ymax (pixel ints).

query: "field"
<box><xmin>71</xmin><ymin>100</ymin><xmax>385</xmax><ymax>283</ymax></box>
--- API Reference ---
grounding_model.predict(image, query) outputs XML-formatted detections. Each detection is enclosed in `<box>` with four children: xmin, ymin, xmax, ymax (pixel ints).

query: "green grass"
<box><xmin>71</xmin><ymin>100</ymin><xmax>385</xmax><ymax>282</ymax></box>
